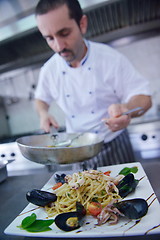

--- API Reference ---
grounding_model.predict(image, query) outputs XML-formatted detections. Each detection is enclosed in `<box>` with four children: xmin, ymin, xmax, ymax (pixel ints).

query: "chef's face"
<box><xmin>36</xmin><ymin>4</ymin><xmax>87</xmax><ymax>67</ymax></box>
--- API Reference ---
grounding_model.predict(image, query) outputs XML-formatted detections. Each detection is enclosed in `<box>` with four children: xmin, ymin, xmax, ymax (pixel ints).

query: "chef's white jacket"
<box><xmin>35</xmin><ymin>40</ymin><xmax>151</xmax><ymax>142</ymax></box>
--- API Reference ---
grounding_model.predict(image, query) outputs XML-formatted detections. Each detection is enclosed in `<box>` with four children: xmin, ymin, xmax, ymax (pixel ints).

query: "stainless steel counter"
<box><xmin>0</xmin><ymin>161</ymin><xmax>160</xmax><ymax>240</ymax></box>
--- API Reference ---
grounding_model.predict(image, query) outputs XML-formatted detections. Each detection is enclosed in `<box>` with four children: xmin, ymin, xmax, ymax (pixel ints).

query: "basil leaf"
<box><xmin>119</xmin><ymin>166</ymin><xmax>138</xmax><ymax>176</ymax></box>
<box><xmin>21</xmin><ymin>213</ymin><xmax>36</xmax><ymax>229</ymax></box>
<box><xmin>26</xmin><ymin>220</ymin><xmax>54</xmax><ymax>232</ymax></box>
<box><xmin>18</xmin><ymin>213</ymin><xmax>55</xmax><ymax>233</ymax></box>
<box><xmin>131</xmin><ymin>167</ymin><xmax>138</xmax><ymax>173</ymax></box>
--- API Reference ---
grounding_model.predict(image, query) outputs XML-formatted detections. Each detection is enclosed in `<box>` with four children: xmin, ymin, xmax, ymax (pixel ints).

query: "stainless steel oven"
<box><xmin>128</xmin><ymin>120</ymin><xmax>160</xmax><ymax>162</ymax></box>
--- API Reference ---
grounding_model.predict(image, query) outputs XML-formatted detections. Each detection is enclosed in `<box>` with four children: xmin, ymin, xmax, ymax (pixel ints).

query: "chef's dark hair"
<box><xmin>35</xmin><ymin>0</ymin><xmax>83</xmax><ymax>26</ymax></box>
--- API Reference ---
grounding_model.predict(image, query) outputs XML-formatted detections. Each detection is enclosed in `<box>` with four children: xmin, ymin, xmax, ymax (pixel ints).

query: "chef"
<box><xmin>34</xmin><ymin>0</ymin><xmax>152</xmax><ymax>167</ymax></box>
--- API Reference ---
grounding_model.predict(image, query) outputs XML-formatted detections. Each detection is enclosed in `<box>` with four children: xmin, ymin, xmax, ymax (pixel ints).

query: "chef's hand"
<box><xmin>104</xmin><ymin>104</ymin><xmax>131</xmax><ymax>132</ymax></box>
<box><xmin>40</xmin><ymin>113</ymin><xmax>59</xmax><ymax>133</ymax></box>
<box><xmin>35</xmin><ymin>99</ymin><xmax>59</xmax><ymax>132</ymax></box>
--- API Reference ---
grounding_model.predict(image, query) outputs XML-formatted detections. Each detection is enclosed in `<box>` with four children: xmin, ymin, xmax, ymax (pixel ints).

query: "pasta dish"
<box><xmin>45</xmin><ymin>169</ymin><xmax>122</xmax><ymax>217</ymax></box>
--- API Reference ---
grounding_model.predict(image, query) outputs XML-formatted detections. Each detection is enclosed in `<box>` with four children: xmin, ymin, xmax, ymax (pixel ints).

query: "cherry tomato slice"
<box><xmin>104</xmin><ymin>171</ymin><xmax>111</xmax><ymax>176</ymax></box>
<box><xmin>52</xmin><ymin>182</ymin><xmax>63</xmax><ymax>190</ymax></box>
<box><xmin>88</xmin><ymin>202</ymin><xmax>102</xmax><ymax>216</ymax></box>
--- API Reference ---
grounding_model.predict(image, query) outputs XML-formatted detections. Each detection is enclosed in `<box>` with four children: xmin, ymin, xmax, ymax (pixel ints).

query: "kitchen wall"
<box><xmin>115</xmin><ymin>33</ymin><xmax>160</xmax><ymax>122</ymax></box>
<box><xmin>0</xmin><ymin>97</ymin><xmax>10</xmax><ymax>137</ymax></box>
<box><xmin>0</xmin><ymin>34</ymin><xmax>160</xmax><ymax>137</ymax></box>
<box><xmin>0</xmin><ymin>66</ymin><xmax>65</xmax><ymax>136</ymax></box>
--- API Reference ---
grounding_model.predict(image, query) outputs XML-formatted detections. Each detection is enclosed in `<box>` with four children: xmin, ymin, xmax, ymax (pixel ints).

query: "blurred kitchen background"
<box><xmin>0</xmin><ymin>0</ymin><xmax>160</xmax><ymax>176</ymax></box>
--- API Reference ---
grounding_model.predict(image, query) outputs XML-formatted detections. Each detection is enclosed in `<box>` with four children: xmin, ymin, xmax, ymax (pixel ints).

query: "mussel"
<box><xmin>117</xmin><ymin>173</ymin><xmax>139</xmax><ymax>198</ymax></box>
<box><xmin>26</xmin><ymin>189</ymin><xmax>57</xmax><ymax>207</ymax></box>
<box><xmin>55</xmin><ymin>202</ymin><xmax>86</xmax><ymax>231</ymax></box>
<box><xmin>114</xmin><ymin>198</ymin><xmax>148</xmax><ymax>219</ymax></box>
<box><xmin>54</xmin><ymin>173</ymin><xmax>66</xmax><ymax>184</ymax></box>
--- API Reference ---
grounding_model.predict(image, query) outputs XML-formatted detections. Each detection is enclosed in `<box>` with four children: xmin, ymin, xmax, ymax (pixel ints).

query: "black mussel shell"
<box><xmin>55</xmin><ymin>202</ymin><xmax>86</xmax><ymax>231</ymax></box>
<box><xmin>26</xmin><ymin>189</ymin><xmax>57</xmax><ymax>207</ymax></box>
<box><xmin>114</xmin><ymin>198</ymin><xmax>148</xmax><ymax>219</ymax></box>
<box><xmin>55</xmin><ymin>212</ymin><xmax>80</xmax><ymax>231</ymax></box>
<box><xmin>117</xmin><ymin>173</ymin><xmax>139</xmax><ymax>198</ymax></box>
<box><xmin>76</xmin><ymin>201</ymin><xmax>86</xmax><ymax>218</ymax></box>
<box><xmin>54</xmin><ymin>173</ymin><xmax>66</xmax><ymax>184</ymax></box>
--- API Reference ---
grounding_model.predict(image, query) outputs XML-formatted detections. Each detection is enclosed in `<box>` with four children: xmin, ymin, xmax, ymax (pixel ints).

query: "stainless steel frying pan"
<box><xmin>16</xmin><ymin>132</ymin><xmax>104</xmax><ymax>165</ymax></box>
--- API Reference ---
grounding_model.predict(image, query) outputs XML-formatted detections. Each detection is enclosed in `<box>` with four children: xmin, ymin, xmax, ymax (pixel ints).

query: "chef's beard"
<box><xmin>59</xmin><ymin>49</ymin><xmax>76</xmax><ymax>64</ymax></box>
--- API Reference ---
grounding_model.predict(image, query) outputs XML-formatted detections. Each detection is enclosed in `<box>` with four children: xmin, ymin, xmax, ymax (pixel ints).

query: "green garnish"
<box><xmin>23</xmin><ymin>219</ymin><xmax>55</xmax><ymax>232</ymax></box>
<box><xmin>21</xmin><ymin>213</ymin><xmax>36</xmax><ymax>229</ymax></box>
<box><xmin>91</xmin><ymin>197</ymin><xmax>98</xmax><ymax>202</ymax></box>
<box><xmin>101</xmin><ymin>190</ymin><xmax>106</xmax><ymax>196</ymax></box>
<box><xmin>17</xmin><ymin>213</ymin><xmax>54</xmax><ymax>233</ymax></box>
<box><xmin>119</xmin><ymin>166</ymin><xmax>138</xmax><ymax>176</ymax></box>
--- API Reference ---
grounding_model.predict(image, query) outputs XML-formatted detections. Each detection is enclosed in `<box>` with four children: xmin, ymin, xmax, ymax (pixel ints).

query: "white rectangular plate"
<box><xmin>4</xmin><ymin>162</ymin><xmax>160</xmax><ymax>238</ymax></box>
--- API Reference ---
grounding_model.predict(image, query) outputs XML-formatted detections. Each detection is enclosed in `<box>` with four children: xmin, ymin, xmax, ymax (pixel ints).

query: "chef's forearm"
<box><xmin>35</xmin><ymin>99</ymin><xmax>49</xmax><ymax>117</ymax></box>
<box><xmin>126</xmin><ymin>95</ymin><xmax>152</xmax><ymax>117</ymax></box>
